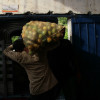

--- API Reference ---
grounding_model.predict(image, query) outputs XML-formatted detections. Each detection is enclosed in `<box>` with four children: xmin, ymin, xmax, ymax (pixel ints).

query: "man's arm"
<box><xmin>3</xmin><ymin>45</ymin><xmax>39</xmax><ymax>65</ymax></box>
<box><xmin>3</xmin><ymin>45</ymin><xmax>22</xmax><ymax>64</ymax></box>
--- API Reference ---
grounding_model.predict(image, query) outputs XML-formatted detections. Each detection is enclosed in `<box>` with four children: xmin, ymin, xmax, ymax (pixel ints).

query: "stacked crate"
<box><xmin>0</xmin><ymin>40</ymin><xmax>14</xmax><ymax>97</ymax></box>
<box><xmin>0</xmin><ymin>40</ymin><xmax>4</xmax><ymax>96</ymax></box>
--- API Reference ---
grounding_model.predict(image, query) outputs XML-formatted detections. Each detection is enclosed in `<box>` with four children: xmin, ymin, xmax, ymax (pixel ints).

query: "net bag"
<box><xmin>21</xmin><ymin>21</ymin><xmax>65</xmax><ymax>54</ymax></box>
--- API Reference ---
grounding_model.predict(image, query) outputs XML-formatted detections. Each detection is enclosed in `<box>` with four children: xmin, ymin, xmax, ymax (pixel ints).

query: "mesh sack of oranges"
<box><xmin>21</xmin><ymin>21</ymin><xmax>65</xmax><ymax>55</ymax></box>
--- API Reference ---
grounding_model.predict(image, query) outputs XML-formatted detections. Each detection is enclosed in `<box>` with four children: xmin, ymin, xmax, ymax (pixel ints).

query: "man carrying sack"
<box><xmin>3</xmin><ymin>21</ymin><xmax>65</xmax><ymax>100</ymax></box>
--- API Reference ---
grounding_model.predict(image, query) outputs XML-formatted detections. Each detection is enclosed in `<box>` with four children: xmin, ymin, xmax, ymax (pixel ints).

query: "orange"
<box><xmin>37</xmin><ymin>39</ymin><xmax>41</xmax><ymax>43</ymax></box>
<box><xmin>33</xmin><ymin>43</ymin><xmax>39</xmax><ymax>48</ymax></box>
<box><xmin>47</xmin><ymin>37</ymin><xmax>52</xmax><ymax>43</ymax></box>
<box><xmin>22</xmin><ymin>33</ymin><xmax>25</xmax><ymax>38</ymax></box>
<box><xmin>28</xmin><ymin>45</ymin><xmax>33</xmax><ymax>49</ymax></box>
<box><xmin>43</xmin><ymin>26</ymin><xmax>47</xmax><ymax>30</ymax></box>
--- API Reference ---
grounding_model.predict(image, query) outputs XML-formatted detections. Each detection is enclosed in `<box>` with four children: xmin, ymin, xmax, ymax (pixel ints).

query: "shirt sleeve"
<box><xmin>3</xmin><ymin>45</ymin><xmax>39</xmax><ymax>65</ymax></box>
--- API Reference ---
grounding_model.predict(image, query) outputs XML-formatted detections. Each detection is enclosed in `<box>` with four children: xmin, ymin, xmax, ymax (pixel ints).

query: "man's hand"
<box><xmin>9</xmin><ymin>45</ymin><xmax>13</xmax><ymax>49</ymax></box>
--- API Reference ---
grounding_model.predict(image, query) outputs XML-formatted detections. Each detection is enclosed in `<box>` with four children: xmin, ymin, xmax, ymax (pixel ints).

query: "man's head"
<box><xmin>13</xmin><ymin>39</ymin><xmax>25</xmax><ymax>52</ymax></box>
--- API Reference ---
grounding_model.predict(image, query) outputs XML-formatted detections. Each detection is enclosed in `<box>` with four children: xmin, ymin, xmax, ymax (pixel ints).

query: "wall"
<box><xmin>0</xmin><ymin>0</ymin><xmax>100</xmax><ymax>14</ymax></box>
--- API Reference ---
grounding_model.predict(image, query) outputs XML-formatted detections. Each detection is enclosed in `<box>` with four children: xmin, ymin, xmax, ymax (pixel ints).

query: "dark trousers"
<box><xmin>29</xmin><ymin>83</ymin><xmax>61</xmax><ymax>100</ymax></box>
